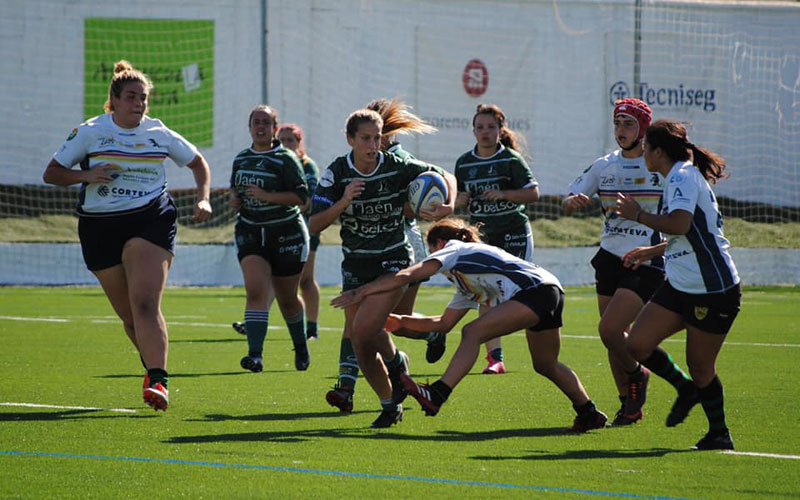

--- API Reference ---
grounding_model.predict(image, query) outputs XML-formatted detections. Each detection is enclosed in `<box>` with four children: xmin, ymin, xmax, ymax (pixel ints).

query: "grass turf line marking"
<box><xmin>0</xmin><ymin>402</ymin><xmax>136</xmax><ymax>413</ymax></box>
<box><xmin>0</xmin><ymin>315</ymin><xmax>68</xmax><ymax>322</ymax></box>
<box><xmin>0</xmin><ymin>450</ymin><xmax>688</xmax><ymax>499</ymax></box>
<box><xmin>4</xmin><ymin>315</ymin><xmax>800</xmax><ymax>348</ymax></box>
<box><xmin>723</xmin><ymin>451</ymin><xmax>800</xmax><ymax>460</ymax></box>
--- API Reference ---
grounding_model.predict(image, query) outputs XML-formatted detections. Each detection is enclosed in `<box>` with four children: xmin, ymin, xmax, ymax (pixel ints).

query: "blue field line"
<box><xmin>1</xmin><ymin>450</ymin><xmax>689</xmax><ymax>499</ymax></box>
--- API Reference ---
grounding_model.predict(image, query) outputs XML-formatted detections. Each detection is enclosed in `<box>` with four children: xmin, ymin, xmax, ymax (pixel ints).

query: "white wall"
<box><xmin>266</xmin><ymin>0</ymin><xmax>800</xmax><ymax>206</ymax></box>
<box><xmin>0</xmin><ymin>0</ymin><xmax>262</xmax><ymax>189</ymax></box>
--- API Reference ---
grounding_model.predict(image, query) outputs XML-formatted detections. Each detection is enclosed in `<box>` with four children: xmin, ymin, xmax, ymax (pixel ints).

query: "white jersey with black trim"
<box><xmin>52</xmin><ymin>113</ymin><xmax>198</xmax><ymax>215</ymax></box>
<box><xmin>424</xmin><ymin>239</ymin><xmax>562</xmax><ymax>310</ymax></box>
<box><xmin>568</xmin><ymin>150</ymin><xmax>664</xmax><ymax>268</ymax></box>
<box><xmin>661</xmin><ymin>161</ymin><xmax>739</xmax><ymax>294</ymax></box>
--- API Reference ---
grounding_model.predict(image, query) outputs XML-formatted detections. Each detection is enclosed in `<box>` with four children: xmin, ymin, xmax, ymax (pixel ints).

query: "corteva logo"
<box><xmin>610</xmin><ymin>81</ymin><xmax>717</xmax><ymax>112</ymax></box>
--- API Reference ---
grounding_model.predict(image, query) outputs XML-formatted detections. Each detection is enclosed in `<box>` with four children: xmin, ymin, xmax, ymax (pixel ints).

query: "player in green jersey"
<box><xmin>232</xmin><ymin>123</ymin><xmax>322</xmax><ymax>341</ymax></box>
<box><xmin>310</xmin><ymin>108</ymin><xmax>456</xmax><ymax>428</ymax></box>
<box><xmin>365</xmin><ymin>97</ymin><xmax>448</xmax><ymax>363</ymax></box>
<box><xmin>454</xmin><ymin>103</ymin><xmax>540</xmax><ymax>375</ymax></box>
<box><xmin>230</xmin><ymin>106</ymin><xmax>311</xmax><ymax>374</ymax></box>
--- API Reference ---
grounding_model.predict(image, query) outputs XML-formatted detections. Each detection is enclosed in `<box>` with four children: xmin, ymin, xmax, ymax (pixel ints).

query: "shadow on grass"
<box><xmin>166</xmin><ymin>424</ymin><xmax>569</xmax><ymax>445</ymax></box>
<box><xmin>96</xmin><ymin>371</ymin><xmax>298</xmax><ymax>380</ymax></box>
<box><xmin>471</xmin><ymin>447</ymin><xmax>693</xmax><ymax>461</ymax></box>
<box><xmin>0</xmin><ymin>410</ymin><xmax>155</xmax><ymax>421</ymax></box>
<box><xmin>186</xmin><ymin>411</ymin><xmax>373</xmax><ymax>422</ymax></box>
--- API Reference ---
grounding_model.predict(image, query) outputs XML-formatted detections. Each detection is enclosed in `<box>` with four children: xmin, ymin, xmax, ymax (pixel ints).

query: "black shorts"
<box><xmin>235</xmin><ymin>218</ymin><xmax>308</xmax><ymax>277</ymax></box>
<box><xmin>78</xmin><ymin>193</ymin><xmax>177</xmax><ymax>272</ymax></box>
<box><xmin>591</xmin><ymin>248</ymin><xmax>665</xmax><ymax>303</ymax></box>
<box><xmin>650</xmin><ymin>280</ymin><xmax>741</xmax><ymax>335</ymax></box>
<box><xmin>510</xmin><ymin>284</ymin><xmax>564</xmax><ymax>332</ymax></box>
<box><xmin>341</xmin><ymin>252</ymin><xmax>411</xmax><ymax>292</ymax></box>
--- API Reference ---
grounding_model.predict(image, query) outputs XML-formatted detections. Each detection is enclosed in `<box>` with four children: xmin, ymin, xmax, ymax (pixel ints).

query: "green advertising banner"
<box><xmin>84</xmin><ymin>18</ymin><xmax>214</xmax><ymax>147</ymax></box>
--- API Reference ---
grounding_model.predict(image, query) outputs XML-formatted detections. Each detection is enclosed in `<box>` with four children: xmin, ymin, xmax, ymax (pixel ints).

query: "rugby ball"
<box><xmin>408</xmin><ymin>171</ymin><xmax>448</xmax><ymax>216</ymax></box>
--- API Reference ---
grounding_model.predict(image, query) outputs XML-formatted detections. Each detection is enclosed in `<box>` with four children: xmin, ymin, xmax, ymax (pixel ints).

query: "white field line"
<box><xmin>0</xmin><ymin>402</ymin><xmax>136</xmax><ymax>413</ymax></box>
<box><xmin>2</xmin><ymin>315</ymin><xmax>799</xmax><ymax>348</ymax></box>
<box><xmin>723</xmin><ymin>450</ymin><xmax>800</xmax><ymax>460</ymax></box>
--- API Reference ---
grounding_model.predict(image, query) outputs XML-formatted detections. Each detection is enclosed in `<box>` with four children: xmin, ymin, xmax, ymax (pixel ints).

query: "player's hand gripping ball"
<box><xmin>407</xmin><ymin>171</ymin><xmax>448</xmax><ymax>216</ymax></box>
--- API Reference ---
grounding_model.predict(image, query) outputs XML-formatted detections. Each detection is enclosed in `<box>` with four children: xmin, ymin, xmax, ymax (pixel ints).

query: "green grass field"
<box><xmin>1</xmin><ymin>286</ymin><xmax>798</xmax><ymax>499</ymax></box>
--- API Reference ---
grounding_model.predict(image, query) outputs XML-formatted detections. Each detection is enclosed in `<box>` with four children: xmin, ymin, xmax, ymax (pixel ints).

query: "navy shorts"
<box><xmin>650</xmin><ymin>280</ymin><xmax>741</xmax><ymax>335</ymax></box>
<box><xmin>235</xmin><ymin>218</ymin><xmax>308</xmax><ymax>277</ymax></box>
<box><xmin>510</xmin><ymin>284</ymin><xmax>564</xmax><ymax>332</ymax></box>
<box><xmin>591</xmin><ymin>248</ymin><xmax>665</xmax><ymax>302</ymax></box>
<box><xmin>78</xmin><ymin>193</ymin><xmax>177</xmax><ymax>272</ymax></box>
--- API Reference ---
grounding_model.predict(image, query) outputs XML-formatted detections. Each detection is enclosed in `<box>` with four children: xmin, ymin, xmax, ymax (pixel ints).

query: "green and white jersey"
<box><xmin>230</xmin><ymin>143</ymin><xmax>308</xmax><ymax>226</ymax></box>
<box><xmin>301</xmin><ymin>155</ymin><xmax>320</xmax><ymax>202</ymax></box>
<box><xmin>312</xmin><ymin>150</ymin><xmax>444</xmax><ymax>260</ymax></box>
<box><xmin>455</xmin><ymin>144</ymin><xmax>537</xmax><ymax>235</ymax></box>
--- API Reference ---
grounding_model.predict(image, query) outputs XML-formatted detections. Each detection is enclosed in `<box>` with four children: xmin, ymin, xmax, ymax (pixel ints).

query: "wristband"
<box><xmin>635</xmin><ymin>209</ymin><xmax>643</xmax><ymax>223</ymax></box>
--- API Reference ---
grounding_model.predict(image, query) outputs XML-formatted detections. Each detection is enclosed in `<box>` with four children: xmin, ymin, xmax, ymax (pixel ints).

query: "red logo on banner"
<box><xmin>462</xmin><ymin>59</ymin><xmax>488</xmax><ymax>97</ymax></box>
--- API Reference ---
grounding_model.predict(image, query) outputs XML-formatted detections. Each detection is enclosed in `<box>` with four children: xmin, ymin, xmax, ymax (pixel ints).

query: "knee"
<box><xmin>626</xmin><ymin>337</ymin><xmax>651</xmax><ymax>362</ymax></box>
<box><xmin>299</xmin><ymin>274</ymin><xmax>316</xmax><ymax>291</ymax></box>
<box><xmin>597</xmin><ymin>320</ymin><xmax>619</xmax><ymax>349</ymax></box>
<box><xmin>128</xmin><ymin>294</ymin><xmax>160</xmax><ymax>319</ymax></box>
<box><xmin>460</xmin><ymin>324</ymin><xmax>482</xmax><ymax>345</ymax></box>
<box><xmin>532</xmin><ymin>358</ymin><xmax>557</xmax><ymax>378</ymax></box>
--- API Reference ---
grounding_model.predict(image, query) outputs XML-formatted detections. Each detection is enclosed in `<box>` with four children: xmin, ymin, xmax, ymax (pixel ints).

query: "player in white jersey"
<box><xmin>332</xmin><ymin>219</ymin><xmax>608</xmax><ymax>433</ymax></box>
<box><xmin>563</xmin><ymin>98</ymin><xmax>664</xmax><ymax>426</ymax></box>
<box><xmin>42</xmin><ymin>61</ymin><xmax>212</xmax><ymax>411</ymax></box>
<box><xmin>616</xmin><ymin>119</ymin><xmax>741</xmax><ymax>450</ymax></box>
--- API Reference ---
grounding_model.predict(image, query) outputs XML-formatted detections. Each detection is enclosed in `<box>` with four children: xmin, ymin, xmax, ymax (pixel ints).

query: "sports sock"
<box><xmin>245</xmin><ymin>309</ymin><xmax>269</xmax><ymax>358</ymax></box>
<box><xmin>424</xmin><ymin>331</ymin><xmax>442</xmax><ymax>343</ymax></box>
<box><xmin>383</xmin><ymin>350</ymin><xmax>405</xmax><ymax>374</ymax></box>
<box><xmin>698</xmin><ymin>376</ymin><xmax>727</xmax><ymax>432</ymax></box>
<box><xmin>431</xmin><ymin>380</ymin><xmax>452</xmax><ymax>406</ymax></box>
<box><xmin>380</xmin><ymin>398</ymin><xmax>401</xmax><ymax>412</ymax></box>
<box><xmin>146</xmin><ymin>368</ymin><xmax>168</xmax><ymax>388</ymax></box>
<box><xmin>338</xmin><ymin>337</ymin><xmax>359</xmax><ymax>391</ymax></box>
<box><xmin>489</xmin><ymin>347</ymin><xmax>504</xmax><ymax>362</ymax></box>
<box><xmin>306</xmin><ymin>321</ymin><xmax>318</xmax><ymax>338</ymax></box>
<box><xmin>573</xmin><ymin>400</ymin><xmax>597</xmax><ymax>417</ymax></box>
<box><xmin>641</xmin><ymin>347</ymin><xmax>692</xmax><ymax>393</ymax></box>
<box><xmin>285</xmin><ymin>311</ymin><xmax>307</xmax><ymax>350</ymax></box>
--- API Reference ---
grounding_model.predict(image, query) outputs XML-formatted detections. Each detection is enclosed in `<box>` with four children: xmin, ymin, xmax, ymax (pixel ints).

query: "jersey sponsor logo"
<box><xmin>665</xmin><ymin>249</ymin><xmax>692</xmax><ymax>261</ymax></box>
<box><xmin>67</xmin><ymin>128</ymin><xmax>78</xmax><ymax>141</ymax></box>
<box><xmin>603</xmin><ymin>222</ymin><xmax>650</xmax><ymax>237</ymax></box>
<box><xmin>97</xmin><ymin>185</ymin><xmax>109</xmax><ymax>197</ymax></box>
<box><xmin>470</xmin><ymin>199</ymin><xmax>517</xmax><ymax>215</ymax></box>
<box><xmin>468</xmin><ymin>167</ymin><xmax>478</xmax><ymax>179</ymax></box>
<box><xmin>600</xmin><ymin>175</ymin><xmax>616</xmax><ymax>186</ymax></box>
<box><xmin>670</xmin><ymin>172</ymin><xmax>684</xmax><ymax>183</ymax></box>
<box><xmin>111</xmin><ymin>187</ymin><xmax>148</xmax><ymax>197</ymax></box>
<box><xmin>319</xmin><ymin>168</ymin><xmax>334</xmax><ymax>188</ymax></box>
<box><xmin>312</xmin><ymin>194</ymin><xmax>333</xmax><ymax>207</ymax></box>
